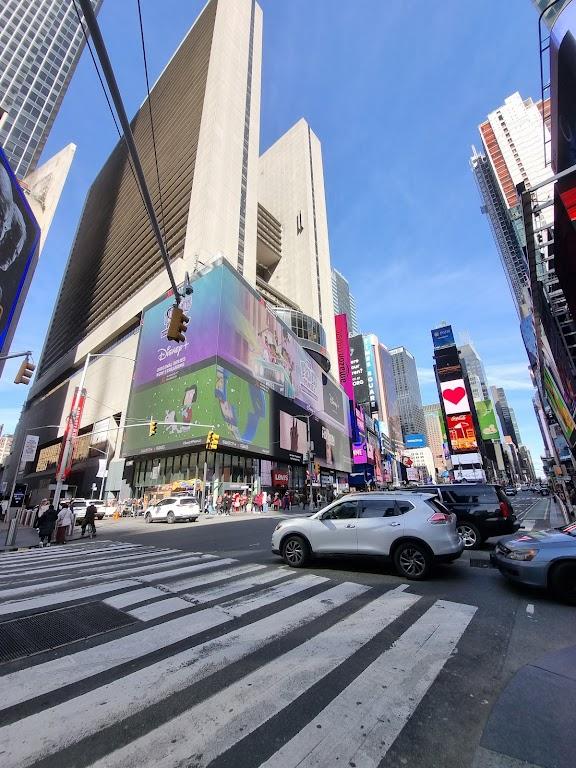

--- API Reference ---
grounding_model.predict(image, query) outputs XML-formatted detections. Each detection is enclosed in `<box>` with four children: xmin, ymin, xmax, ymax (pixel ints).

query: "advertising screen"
<box><xmin>440</xmin><ymin>378</ymin><xmax>470</xmax><ymax>415</ymax></box>
<box><xmin>123</xmin><ymin>261</ymin><xmax>351</xmax><ymax>468</ymax></box>
<box><xmin>279</xmin><ymin>411</ymin><xmax>308</xmax><ymax>456</ymax></box>
<box><xmin>349</xmin><ymin>334</ymin><xmax>370</xmax><ymax>405</ymax></box>
<box><xmin>544</xmin><ymin>365</ymin><xmax>576</xmax><ymax>445</ymax></box>
<box><xmin>447</xmin><ymin>414</ymin><xmax>478</xmax><ymax>452</ymax></box>
<box><xmin>434</xmin><ymin>345</ymin><xmax>462</xmax><ymax>382</ymax></box>
<box><xmin>431</xmin><ymin>325</ymin><xmax>455</xmax><ymax>350</ymax></box>
<box><xmin>363</xmin><ymin>335</ymin><xmax>379</xmax><ymax>414</ymax></box>
<box><xmin>404</xmin><ymin>433</ymin><xmax>427</xmax><ymax>449</ymax></box>
<box><xmin>335</xmin><ymin>313</ymin><xmax>354</xmax><ymax>401</ymax></box>
<box><xmin>475</xmin><ymin>400</ymin><xmax>501</xmax><ymax>441</ymax></box>
<box><xmin>0</xmin><ymin>148</ymin><xmax>40</xmax><ymax>352</ymax></box>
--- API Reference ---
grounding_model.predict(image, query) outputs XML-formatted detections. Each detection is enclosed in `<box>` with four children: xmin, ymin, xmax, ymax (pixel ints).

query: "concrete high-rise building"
<box><xmin>258</xmin><ymin>119</ymin><xmax>337</xmax><ymax>367</ymax></box>
<box><xmin>0</xmin><ymin>434</ymin><xmax>13</xmax><ymax>467</ymax></box>
<box><xmin>459</xmin><ymin>342</ymin><xmax>489</xmax><ymax>401</ymax></box>
<box><xmin>0</xmin><ymin>0</ymin><xmax>102</xmax><ymax>178</ymax></box>
<box><xmin>491</xmin><ymin>386</ymin><xmax>522</xmax><ymax>447</ymax></box>
<box><xmin>423</xmin><ymin>404</ymin><xmax>447</xmax><ymax>473</ymax></box>
<box><xmin>331</xmin><ymin>268</ymin><xmax>359</xmax><ymax>335</ymax></box>
<box><xmin>389</xmin><ymin>346</ymin><xmax>426</xmax><ymax>438</ymax></box>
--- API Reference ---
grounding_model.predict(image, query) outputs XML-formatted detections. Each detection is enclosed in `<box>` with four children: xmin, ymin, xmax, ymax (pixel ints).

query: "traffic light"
<box><xmin>149</xmin><ymin>419</ymin><xmax>158</xmax><ymax>437</ymax></box>
<box><xmin>14</xmin><ymin>358</ymin><xmax>35</xmax><ymax>385</ymax></box>
<box><xmin>167</xmin><ymin>305</ymin><xmax>189</xmax><ymax>343</ymax></box>
<box><xmin>205</xmin><ymin>430</ymin><xmax>219</xmax><ymax>450</ymax></box>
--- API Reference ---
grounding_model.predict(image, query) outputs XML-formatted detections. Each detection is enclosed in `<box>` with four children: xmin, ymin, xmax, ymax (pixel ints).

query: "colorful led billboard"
<box><xmin>0</xmin><ymin>148</ymin><xmax>40</xmax><ymax>354</ymax></box>
<box><xmin>335</xmin><ymin>313</ymin><xmax>354</xmax><ymax>401</ymax></box>
<box><xmin>349</xmin><ymin>334</ymin><xmax>370</xmax><ymax>405</ymax></box>
<box><xmin>447</xmin><ymin>414</ymin><xmax>478</xmax><ymax>452</ymax></box>
<box><xmin>123</xmin><ymin>261</ymin><xmax>351</xmax><ymax>470</ymax></box>
<box><xmin>440</xmin><ymin>378</ymin><xmax>470</xmax><ymax>415</ymax></box>
<box><xmin>431</xmin><ymin>325</ymin><xmax>455</xmax><ymax>350</ymax></box>
<box><xmin>475</xmin><ymin>399</ymin><xmax>501</xmax><ymax>441</ymax></box>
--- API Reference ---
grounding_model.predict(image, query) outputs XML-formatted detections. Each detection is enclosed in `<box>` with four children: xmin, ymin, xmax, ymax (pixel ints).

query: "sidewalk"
<box><xmin>0</xmin><ymin>522</ymin><xmax>83</xmax><ymax>553</ymax></box>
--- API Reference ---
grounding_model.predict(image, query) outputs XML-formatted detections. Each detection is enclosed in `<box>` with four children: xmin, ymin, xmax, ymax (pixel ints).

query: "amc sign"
<box><xmin>272</xmin><ymin>469</ymin><xmax>289</xmax><ymax>487</ymax></box>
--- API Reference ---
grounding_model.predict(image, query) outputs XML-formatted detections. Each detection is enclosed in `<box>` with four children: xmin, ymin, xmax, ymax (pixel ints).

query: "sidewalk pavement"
<box><xmin>0</xmin><ymin>522</ymin><xmax>83</xmax><ymax>552</ymax></box>
<box><xmin>473</xmin><ymin>645</ymin><xmax>576</xmax><ymax>768</ymax></box>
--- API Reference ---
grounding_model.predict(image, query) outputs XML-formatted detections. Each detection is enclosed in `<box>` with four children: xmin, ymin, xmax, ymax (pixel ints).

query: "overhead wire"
<box><xmin>70</xmin><ymin>0</ymin><xmax>151</xmax><ymax>222</ymax></box>
<box><xmin>136</xmin><ymin>0</ymin><xmax>169</xmax><ymax>258</ymax></box>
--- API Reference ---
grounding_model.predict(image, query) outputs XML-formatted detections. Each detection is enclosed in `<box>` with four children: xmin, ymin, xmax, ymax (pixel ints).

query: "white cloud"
<box><xmin>417</xmin><ymin>367</ymin><xmax>436</xmax><ymax>384</ymax></box>
<box><xmin>485</xmin><ymin>363</ymin><xmax>534</xmax><ymax>392</ymax></box>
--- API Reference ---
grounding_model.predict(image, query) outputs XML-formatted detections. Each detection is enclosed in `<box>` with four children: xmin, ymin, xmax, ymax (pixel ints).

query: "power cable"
<box><xmin>136</xmin><ymin>0</ymin><xmax>169</xmax><ymax>257</ymax></box>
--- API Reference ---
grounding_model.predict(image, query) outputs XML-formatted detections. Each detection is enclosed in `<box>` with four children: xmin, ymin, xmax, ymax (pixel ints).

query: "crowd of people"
<box><xmin>31</xmin><ymin>498</ymin><xmax>96</xmax><ymax>546</ymax></box>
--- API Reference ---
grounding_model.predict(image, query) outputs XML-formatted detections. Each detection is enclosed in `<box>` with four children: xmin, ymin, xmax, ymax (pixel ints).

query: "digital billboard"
<box><xmin>363</xmin><ymin>335</ymin><xmax>379</xmax><ymax>414</ymax></box>
<box><xmin>123</xmin><ymin>261</ymin><xmax>351</xmax><ymax>470</ymax></box>
<box><xmin>349</xmin><ymin>334</ymin><xmax>370</xmax><ymax>405</ymax></box>
<box><xmin>404</xmin><ymin>433</ymin><xmax>427</xmax><ymax>449</ymax></box>
<box><xmin>447</xmin><ymin>414</ymin><xmax>478</xmax><ymax>452</ymax></box>
<box><xmin>475</xmin><ymin>400</ymin><xmax>501</xmax><ymax>441</ymax></box>
<box><xmin>431</xmin><ymin>325</ymin><xmax>455</xmax><ymax>350</ymax></box>
<box><xmin>279</xmin><ymin>411</ymin><xmax>308</xmax><ymax>456</ymax></box>
<box><xmin>0</xmin><ymin>148</ymin><xmax>40</xmax><ymax>354</ymax></box>
<box><xmin>434</xmin><ymin>345</ymin><xmax>462</xmax><ymax>383</ymax></box>
<box><xmin>335</xmin><ymin>313</ymin><xmax>354</xmax><ymax>401</ymax></box>
<box><xmin>440</xmin><ymin>378</ymin><xmax>470</xmax><ymax>415</ymax></box>
<box><xmin>544</xmin><ymin>365</ymin><xmax>576</xmax><ymax>445</ymax></box>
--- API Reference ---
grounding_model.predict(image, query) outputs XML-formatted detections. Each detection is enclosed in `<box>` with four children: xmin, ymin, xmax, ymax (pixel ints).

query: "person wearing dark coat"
<box><xmin>82</xmin><ymin>504</ymin><xmax>97</xmax><ymax>537</ymax></box>
<box><xmin>37</xmin><ymin>505</ymin><xmax>58</xmax><ymax>547</ymax></box>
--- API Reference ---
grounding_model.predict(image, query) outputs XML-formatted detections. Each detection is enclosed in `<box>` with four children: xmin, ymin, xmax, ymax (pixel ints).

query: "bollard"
<box><xmin>4</xmin><ymin>518</ymin><xmax>18</xmax><ymax>548</ymax></box>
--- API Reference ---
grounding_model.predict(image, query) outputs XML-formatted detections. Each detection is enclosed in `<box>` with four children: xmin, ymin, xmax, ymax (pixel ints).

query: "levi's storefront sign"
<box><xmin>447</xmin><ymin>413</ymin><xmax>477</xmax><ymax>452</ymax></box>
<box><xmin>272</xmin><ymin>469</ymin><xmax>289</xmax><ymax>487</ymax></box>
<box><xmin>440</xmin><ymin>378</ymin><xmax>470</xmax><ymax>415</ymax></box>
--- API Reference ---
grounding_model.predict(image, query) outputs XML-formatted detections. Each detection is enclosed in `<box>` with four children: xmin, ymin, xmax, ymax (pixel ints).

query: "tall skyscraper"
<box><xmin>532</xmin><ymin>0</ymin><xmax>572</xmax><ymax>27</ymax></box>
<box><xmin>389</xmin><ymin>346</ymin><xmax>426</xmax><ymax>438</ymax></box>
<box><xmin>258</xmin><ymin>119</ymin><xmax>337</xmax><ymax>366</ymax></box>
<box><xmin>331</xmin><ymin>268</ymin><xmax>359</xmax><ymax>335</ymax></box>
<box><xmin>458</xmin><ymin>342</ymin><xmax>489</xmax><ymax>400</ymax></box>
<box><xmin>491</xmin><ymin>386</ymin><xmax>522</xmax><ymax>447</ymax></box>
<box><xmin>0</xmin><ymin>0</ymin><xmax>102</xmax><ymax>178</ymax></box>
<box><xmin>423</xmin><ymin>404</ymin><xmax>446</xmax><ymax>473</ymax></box>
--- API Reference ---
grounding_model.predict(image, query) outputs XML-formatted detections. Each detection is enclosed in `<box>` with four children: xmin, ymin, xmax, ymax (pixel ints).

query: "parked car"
<box><xmin>490</xmin><ymin>523</ymin><xmax>576</xmax><ymax>604</ymax></box>
<box><xmin>409</xmin><ymin>483</ymin><xmax>520</xmax><ymax>549</ymax></box>
<box><xmin>505</xmin><ymin>486</ymin><xmax>517</xmax><ymax>496</ymax></box>
<box><xmin>70</xmin><ymin>498</ymin><xmax>106</xmax><ymax>523</ymax></box>
<box><xmin>539</xmin><ymin>486</ymin><xmax>550</xmax><ymax>496</ymax></box>
<box><xmin>271</xmin><ymin>491</ymin><xmax>464</xmax><ymax>580</ymax></box>
<box><xmin>144</xmin><ymin>496</ymin><xmax>200</xmax><ymax>524</ymax></box>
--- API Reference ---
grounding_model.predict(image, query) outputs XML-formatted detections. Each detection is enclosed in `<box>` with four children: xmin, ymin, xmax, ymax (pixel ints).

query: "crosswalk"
<box><xmin>0</xmin><ymin>540</ymin><xmax>478</xmax><ymax>768</ymax></box>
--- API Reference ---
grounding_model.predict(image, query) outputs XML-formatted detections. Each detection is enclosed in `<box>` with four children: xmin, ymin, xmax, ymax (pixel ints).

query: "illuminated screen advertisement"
<box><xmin>447</xmin><ymin>414</ymin><xmax>478</xmax><ymax>452</ymax></box>
<box><xmin>475</xmin><ymin>399</ymin><xmax>501</xmax><ymax>441</ymax></box>
<box><xmin>123</xmin><ymin>261</ymin><xmax>351</xmax><ymax>471</ymax></box>
<box><xmin>335</xmin><ymin>313</ymin><xmax>354</xmax><ymax>402</ymax></box>
<box><xmin>0</xmin><ymin>148</ymin><xmax>40</xmax><ymax>353</ymax></box>
<box><xmin>431</xmin><ymin>325</ymin><xmax>455</xmax><ymax>350</ymax></box>
<box><xmin>279</xmin><ymin>411</ymin><xmax>308</xmax><ymax>455</ymax></box>
<box><xmin>349</xmin><ymin>334</ymin><xmax>370</xmax><ymax>405</ymax></box>
<box><xmin>440</xmin><ymin>378</ymin><xmax>470</xmax><ymax>415</ymax></box>
<box><xmin>544</xmin><ymin>365</ymin><xmax>576</xmax><ymax>445</ymax></box>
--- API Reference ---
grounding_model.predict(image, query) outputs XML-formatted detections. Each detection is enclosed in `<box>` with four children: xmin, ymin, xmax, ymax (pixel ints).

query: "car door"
<box><xmin>153</xmin><ymin>499</ymin><xmax>171</xmax><ymax>520</ymax></box>
<box><xmin>355</xmin><ymin>498</ymin><xmax>405</xmax><ymax>555</ymax></box>
<box><xmin>311</xmin><ymin>500</ymin><xmax>359</xmax><ymax>554</ymax></box>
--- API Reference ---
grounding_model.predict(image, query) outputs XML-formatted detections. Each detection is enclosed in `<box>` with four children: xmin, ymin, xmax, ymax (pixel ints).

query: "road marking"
<box><xmin>0</xmin><ymin>543</ymin><xmax>143</xmax><ymax>570</ymax></box>
<box><xmin>88</xmin><ymin>587</ymin><xmax>419</xmax><ymax>768</ymax></box>
<box><xmin>104</xmin><ymin>587</ymin><xmax>166</xmax><ymax>609</ymax></box>
<box><xmin>0</xmin><ymin>583</ymin><xmax>385</xmax><ymax>768</ymax></box>
<box><xmin>162</xmin><ymin>562</ymin><xmax>266</xmax><ymax>592</ymax></box>
<box><xmin>0</xmin><ymin>573</ymin><xmax>329</xmax><ymax>713</ymax></box>
<box><xmin>0</xmin><ymin>578</ymin><xmax>141</xmax><ymax>616</ymax></box>
<box><xmin>526</xmin><ymin>603</ymin><xmax>535</xmax><ymax>616</ymax></box>
<box><xmin>259</xmin><ymin>599</ymin><xmax>476</xmax><ymax>768</ymax></box>
<box><xmin>0</xmin><ymin>547</ymin><xmax>178</xmax><ymax>577</ymax></box>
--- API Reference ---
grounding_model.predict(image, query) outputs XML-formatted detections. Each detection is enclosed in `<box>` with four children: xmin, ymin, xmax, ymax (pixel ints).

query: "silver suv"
<box><xmin>144</xmin><ymin>496</ymin><xmax>200</xmax><ymax>524</ymax></box>
<box><xmin>271</xmin><ymin>491</ymin><xmax>464</xmax><ymax>580</ymax></box>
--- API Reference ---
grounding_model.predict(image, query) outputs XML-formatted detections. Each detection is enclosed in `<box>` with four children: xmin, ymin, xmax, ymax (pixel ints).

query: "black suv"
<box><xmin>409</xmin><ymin>484</ymin><xmax>520</xmax><ymax>549</ymax></box>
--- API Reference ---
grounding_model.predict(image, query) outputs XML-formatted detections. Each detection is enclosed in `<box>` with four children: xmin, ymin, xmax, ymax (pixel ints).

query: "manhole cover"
<box><xmin>0</xmin><ymin>601</ymin><xmax>137</xmax><ymax>663</ymax></box>
<box><xmin>469</xmin><ymin>558</ymin><xmax>494</xmax><ymax>568</ymax></box>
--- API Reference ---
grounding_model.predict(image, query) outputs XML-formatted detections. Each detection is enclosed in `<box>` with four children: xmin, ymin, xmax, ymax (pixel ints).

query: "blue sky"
<box><xmin>2</xmin><ymin>0</ymin><xmax>546</xmax><ymax>470</ymax></box>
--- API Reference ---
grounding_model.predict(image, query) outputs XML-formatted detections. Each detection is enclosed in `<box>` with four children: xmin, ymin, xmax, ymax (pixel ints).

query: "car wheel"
<box><xmin>167</xmin><ymin>511</ymin><xmax>176</xmax><ymax>524</ymax></box>
<box><xmin>457</xmin><ymin>523</ymin><xmax>481</xmax><ymax>549</ymax></box>
<box><xmin>281</xmin><ymin>535</ymin><xmax>310</xmax><ymax>568</ymax></box>
<box><xmin>145</xmin><ymin>512</ymin><xmax>152</xmax><ymax>524</ymax></box>
<box><xmin>393</xmin><ymin>541</ymin><xmax>432</xmax><ymax>580</ymax></box>
<box><xmin>549</xmin><ymin>562</ymin><xmax>576</xmax><ymax>605</ymax></box>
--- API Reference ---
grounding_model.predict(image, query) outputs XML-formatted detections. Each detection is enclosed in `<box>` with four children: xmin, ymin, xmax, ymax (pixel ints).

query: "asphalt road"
<box><xmin>0</xmin><ymin>491</ymin><xmax>574</xmax><ymax>768</ymax></box>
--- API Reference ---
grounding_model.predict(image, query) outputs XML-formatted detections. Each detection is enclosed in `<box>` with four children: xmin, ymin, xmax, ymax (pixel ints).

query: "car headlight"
<box><xmin>507</xmin><ymin>549</ymin><xmax>538</xmax><ymax>561</ymax></box>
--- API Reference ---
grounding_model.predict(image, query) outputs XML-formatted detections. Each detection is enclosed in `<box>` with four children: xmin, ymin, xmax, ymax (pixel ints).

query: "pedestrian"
<box><xmin>223</xmin><ymin>493</ymin><xmax>232</xmax><ymax>515</ymax></box>
<box><xmin>261</xmin><ymin>490</ymin><xmax>269</xmax><ymax>514</ymax></box>
<box><xmin>282</xmin><ymin>490</ymin><xmax>290</xmax><ymax>510</ymax></box>
<box><xmin>254</xmin><ymin>491</ymin><xmax>263</xmax><ymax>513</ymax></box>
<box><xmin>81</xmin><ymin>503</ymin><xmax>97</xmax><ymax>538</ymax></box>
<box><xmin>38</xmin><ymin>504</ymin><xmax>58</xmax><ymax>546</ymax></box>
<box><xmin>273</xmin><ymin>492</ymin><xmax>281</xmax><ymax>511</ymax></box>
<box><xmin>233</xmin><ymin>493</ymin><xmax>241</xmax><ymax>514</ymax></box>
<box><xmin>33</xmin><ymin>497</ymin><xmax>50</xmax><ymax>528</ymax></box>
<box><xmin>56</xmin><ymin>504</ymin><xmax>74</xmax><ymax>544</ymax></box>
<box><xmin>293</xmin><ymin>491</ymin><xmax>300</xmax><ymax>509</ymax></box>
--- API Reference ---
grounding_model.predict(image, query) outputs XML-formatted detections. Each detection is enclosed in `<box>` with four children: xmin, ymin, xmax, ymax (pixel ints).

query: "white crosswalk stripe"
<box><xmin>0</xmin><ymin>539</ymin><xmax>479</xmax><ymax>768</ymax></box>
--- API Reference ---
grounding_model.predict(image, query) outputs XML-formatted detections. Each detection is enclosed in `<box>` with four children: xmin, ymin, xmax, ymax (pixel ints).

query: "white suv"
<box><xmin>144</xmin><ymin>496</ymin><xmax>200</xmax><ymax>524</ymax></box>
<box><xmin>271</xmin><ymin>491</ymin><xmax>463</xmax><ymax>580</ymax></box>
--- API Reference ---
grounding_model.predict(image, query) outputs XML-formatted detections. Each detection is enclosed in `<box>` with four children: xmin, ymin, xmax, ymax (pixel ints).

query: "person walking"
<box><xmin>261</xmin><ymin>490</ymin><xmax>269</xmax><ymax>514</ymax></box>
<box><xmin>81</xmin><ymin>503</ymin><xmax>97</xmax><ymax>538</ymax></box>
<box><xmin>38</xmin><ymin>504</ymin><xmax>58</xmax><ymax>546</ymax></box>
<box><xmin>33</xmin><ymin>498</ymin><xmax>50</xmax><ymax>528</ymax></box>
<box><xmin>282</xmin><ymin>490</ymin><xmax>290</xmax><ymax>511</ymax></box>
<box><xmin>56</xmin><ymin>504</ymin><xmax>74</xmax><ymax>544</ymax></box>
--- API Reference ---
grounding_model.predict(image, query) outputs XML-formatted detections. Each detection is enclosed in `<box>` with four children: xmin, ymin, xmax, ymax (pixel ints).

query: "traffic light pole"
<box><xmin>0</xmin><ymin>350</ymin><xmax>32</xmax><ymax>361</ymax></box>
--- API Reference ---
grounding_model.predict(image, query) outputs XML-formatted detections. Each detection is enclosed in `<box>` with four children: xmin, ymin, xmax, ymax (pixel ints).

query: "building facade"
<box><xmin>389</xmin><ymin>346</ymin><xmax>426</xmax><ymax>438</ymax></box>
<box><xmin>8</xmin><ymin>0</ymin><xmax>347</xmax><ymax>503</ymax></box>
<box><xmin>459</xmin><ymin>342</ymin><xmax>489</xmax><ymax>400</ymax></box>
<box><xmin>0</xmin><ymin>0</ymin><xmax>102</xmax><ymax>178</ymax></box>
<box><xmin>423</xmin><ymin>403</ymin><xmax>447</xmax><ymax>473</ymax></box>
<box><xmin>331</xmin><ymin>268</ymin><xmax>359</xmax><ymax>336</ymax></box>
<box><xmin>490</xmin><ymin>386</ymin><xmax>522</xmax><ymax>446</ymax></box>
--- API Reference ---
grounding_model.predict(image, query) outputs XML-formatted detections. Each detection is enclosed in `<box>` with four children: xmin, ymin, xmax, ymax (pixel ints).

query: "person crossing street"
<box><xmin>81</xmin><ymin>503</ymin><xmax>97</xmax><ymax>538</ymax></box>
